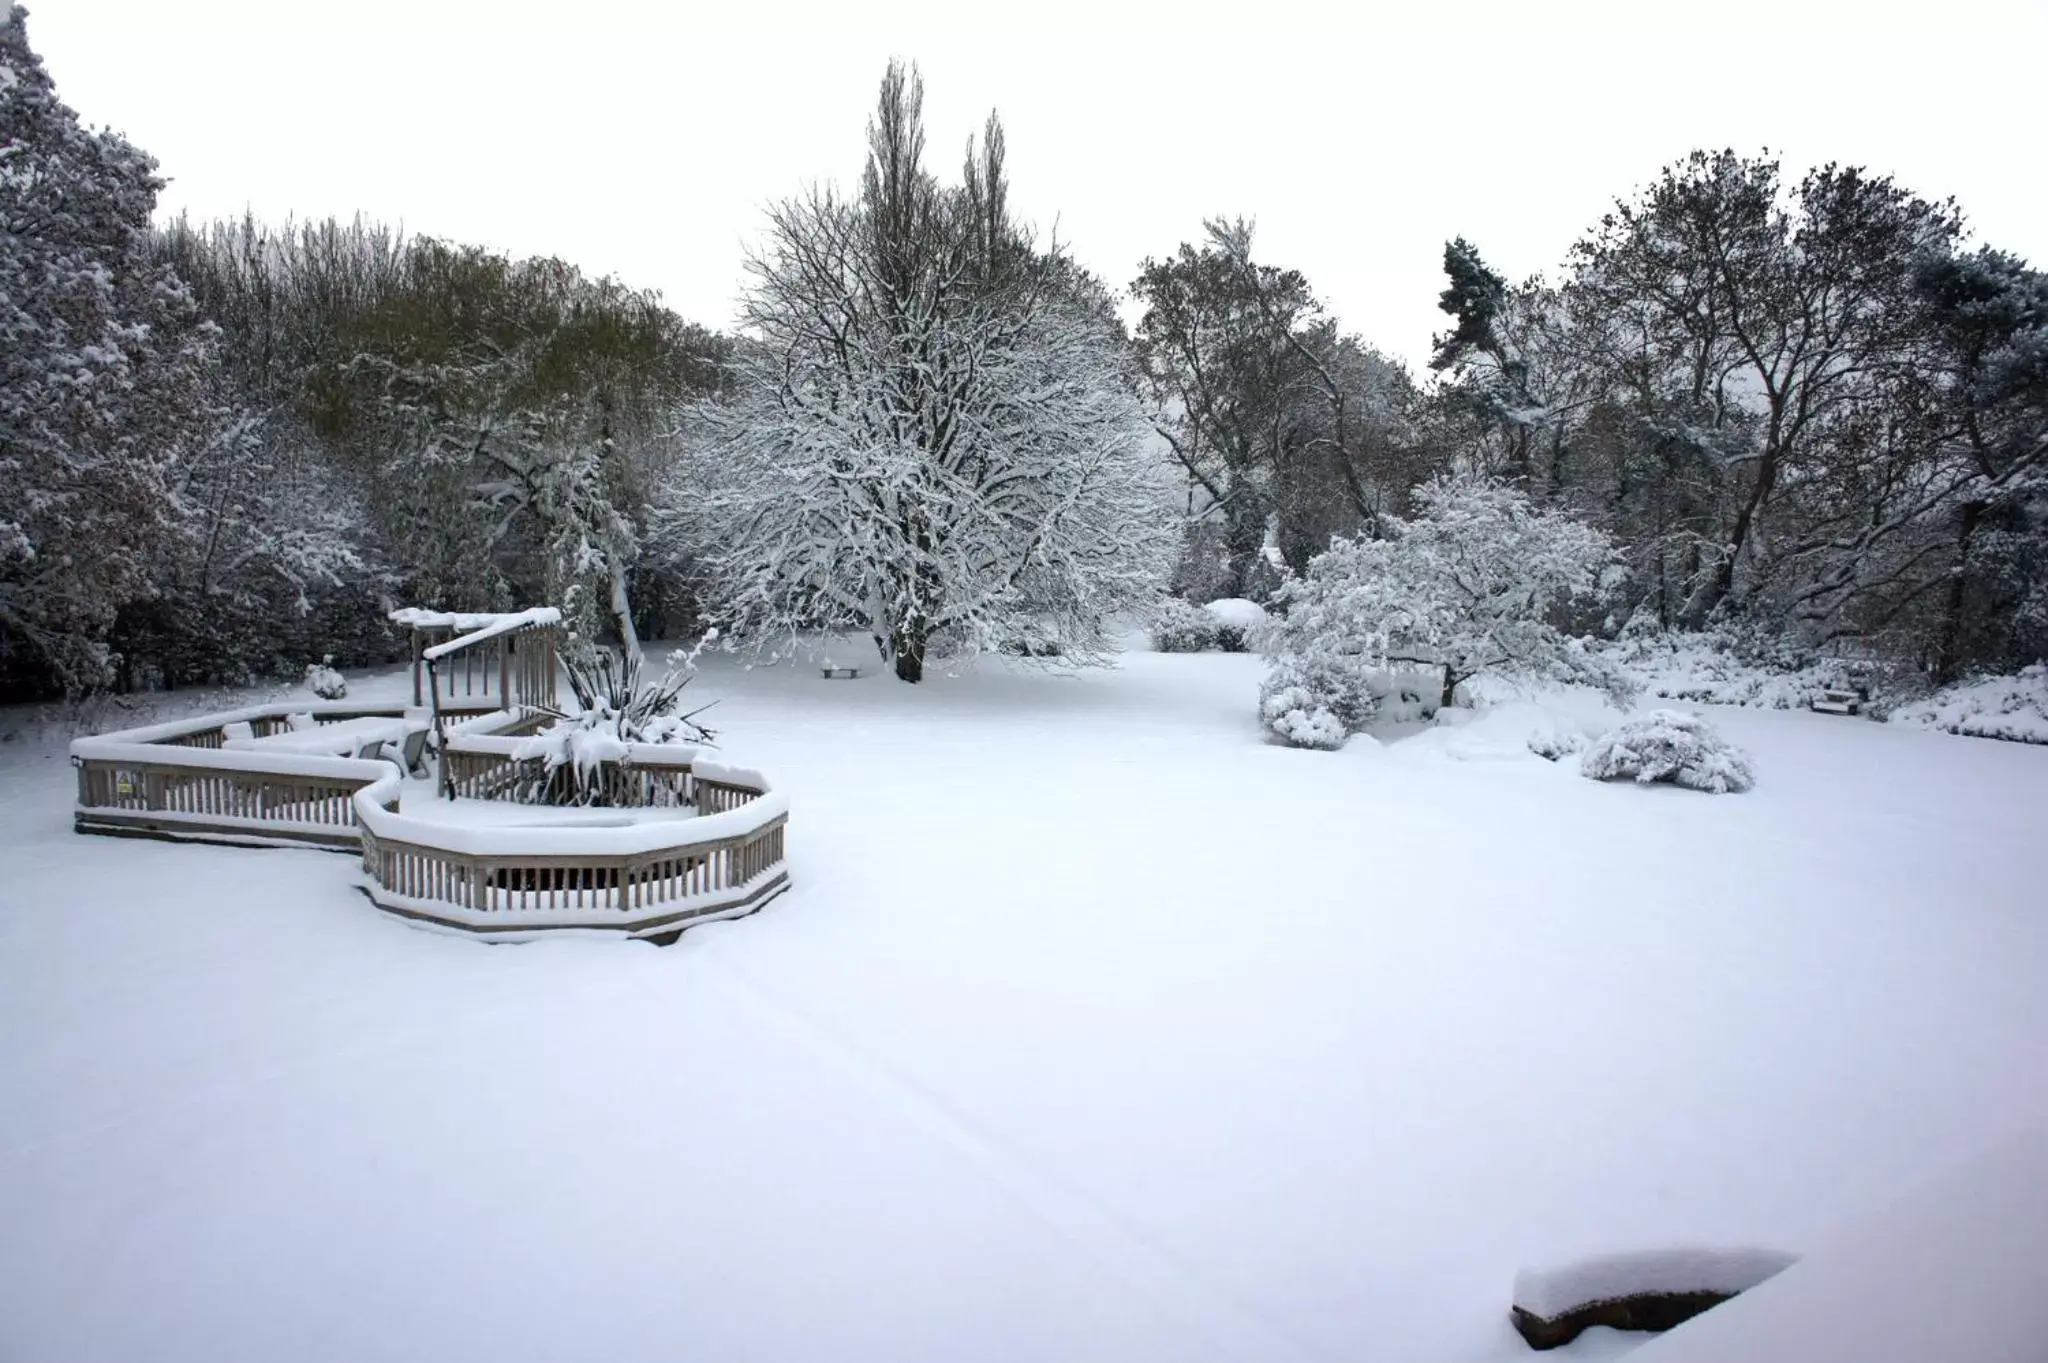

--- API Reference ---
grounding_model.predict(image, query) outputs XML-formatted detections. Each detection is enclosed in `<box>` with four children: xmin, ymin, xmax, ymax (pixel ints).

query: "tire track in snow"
<box><xmin>685</xmin><ymin>937</ymin><xmax>1342</xmax><ymax>1363</ymax></box>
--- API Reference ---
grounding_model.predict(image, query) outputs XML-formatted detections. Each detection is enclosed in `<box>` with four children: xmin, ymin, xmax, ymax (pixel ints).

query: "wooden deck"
<box><xmin>71</xmin><ymin>699</ymin><xmax>791</xmax><ymax>943</ymax></box>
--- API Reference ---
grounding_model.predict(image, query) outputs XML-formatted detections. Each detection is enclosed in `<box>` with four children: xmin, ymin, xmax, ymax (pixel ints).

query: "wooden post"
<box><xmin>428</xmin><ymin>656</ymin><xmax>454</xmax><ymax>801</ymax></box>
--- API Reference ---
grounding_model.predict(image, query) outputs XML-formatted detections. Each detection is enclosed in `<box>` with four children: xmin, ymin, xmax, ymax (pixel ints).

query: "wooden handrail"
<box><xmin>354</xmin><ymin>763</ymin><xmax>787</xmax><ymax>941</ymax></box>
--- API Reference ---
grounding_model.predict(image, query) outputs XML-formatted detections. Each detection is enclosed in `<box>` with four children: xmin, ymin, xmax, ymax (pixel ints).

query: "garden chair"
<box><xmin>381</xmin><ymin>725</ymin><xmax>430</xmax><ymax>778</ymax></box>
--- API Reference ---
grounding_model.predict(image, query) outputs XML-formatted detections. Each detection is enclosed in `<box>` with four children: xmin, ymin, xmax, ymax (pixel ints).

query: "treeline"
<box><xmin>3</xmin><ymin>5</ymin><xmax>2042</xmax><ymax>701</ymax></box>
<box><xmin>2</xmin><ymin>8</ymin><xmax>725</xmax><ymax>700</ymax></box>
<box><xmin>153</xmin><ymin>216</ymin><xmax>727</xmax><ymax>669</ymax></box>
<box><xmin>1430</xmin><ymin>154</ymin><xmax>2048</xmax><ymax>682</ymax></box>
<box><xmin>1133</xmin><ymin>167</ymin><xmax>2047</xmax><ymax>685</ymax></box>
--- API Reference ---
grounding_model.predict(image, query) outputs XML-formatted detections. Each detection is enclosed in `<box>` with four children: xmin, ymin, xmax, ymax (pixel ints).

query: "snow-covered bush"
<box><xmin>1149</xmin><ymin>598</ymin><xmax>1221</xmax><ymax>653</ymax></box>
<box><xmin>1602</xmin><ymin>626</ymin><xmax>1855</xmax><ymax>710</ymax></box>
<box><xmin>1890</xmin><ymin>663</ymin><xmax>2048</xmax><ymax>744</ymax></box>
<box><xmin>1580</xmin><ymin>709</ymin><xmax>1756</xmax><ymax>793</ymax></box>
<box><xmin>1256</xmin><ymin>651</ymin><xmax>1386</xmax><ymax>747</ymax></box>
<box><xmin>1527</xmin><ymin>724</ymin><xmax>1588</xmax><ymax>762</ymax></box>
<box><xmin>1258</xmin><ymin>474</ymin><xmax>1631</xmax><ymax>749</ymax></box>
<box><xmin>1203</xmin><ymin>598</ymin><xmax>1269</xmax><ymax>653</ymax></box>
<box><xmin>303</xmin><ymin>657</ymin><xmax>347</xmax><ymax>700</ymax></box>
<box><xmin>998</xmin><ymin>630</ymin><xmax>1065</xmax><ymax>659</ymax></box>
<box><xmin>513</xmin><ymin>642</ymin><xmax>718</xmax><ymax>805</ymax></box>
<box><xmin>1256</xmin><ymin>678</ymin><xmax>1349</xmax><ymax>750</ymax></box>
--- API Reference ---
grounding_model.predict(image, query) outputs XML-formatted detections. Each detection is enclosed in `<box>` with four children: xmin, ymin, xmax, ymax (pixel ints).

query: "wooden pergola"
<box><xmin>389</xmin><ymin>607</ymin><xmax>563</xmax><ymax>712</ymax></box>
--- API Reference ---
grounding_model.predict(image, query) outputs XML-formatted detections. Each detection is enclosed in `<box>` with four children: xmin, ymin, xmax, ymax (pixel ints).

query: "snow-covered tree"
<box><xmin>0</xmin><ymin>5</ymin><xmax>220</xmax><ymax>691</ymax></box>
<box><xmin>675</xmin><ymin>63</ymin><xmax>1176</xmax><ymax>681</ymax></box>
<box><xmin>1911</xmin><ymin>248</ymin><xmax>2048</xmax><ymax>681</ymax></box>
<box><xmin>1133</xmin><ymin>220</ymin><xmax>1432</xmax><ymax>593</ymax></box>
<box><xmin>326</xmin><ymin>240</ymin><xmax>720</xmax><ymax>648</ymax></box>
<box><xmin>1261</xmin><ymin>474</ymin><xmax>1631</xmax><ymax>740</ymax></box>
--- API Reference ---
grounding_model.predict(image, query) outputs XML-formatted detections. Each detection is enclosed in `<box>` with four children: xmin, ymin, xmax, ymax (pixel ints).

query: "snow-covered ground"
<box><xmin>3</xmin><ymin>640</ymin><xmax>2045</xmax><ymax>1363</ymax></box>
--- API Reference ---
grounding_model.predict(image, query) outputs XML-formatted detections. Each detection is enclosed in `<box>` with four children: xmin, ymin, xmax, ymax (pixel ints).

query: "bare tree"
<box><xmin>674</xmin><ymin>63</ymin><xmax>1176</xmax><ymax>682</ymax></box>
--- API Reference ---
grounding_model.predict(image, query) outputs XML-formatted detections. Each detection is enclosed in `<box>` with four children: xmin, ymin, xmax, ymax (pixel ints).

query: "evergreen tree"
<box><xmin>0</xmin><ymin>5</ymin><xmax>219</xmax><ymax>691</ymax></box>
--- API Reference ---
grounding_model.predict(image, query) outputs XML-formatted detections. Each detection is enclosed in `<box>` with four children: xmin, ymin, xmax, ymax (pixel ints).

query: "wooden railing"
<box><xmin>76</xmin><ymin>758</ymin><xmax>391</xmax><ymax>841</ymax></box>
<box><xmin>70</xmin><ymin>700</ymin><xmax>503</xmax><ymax>849</ymax></box>
<box><xmin>355</xmin><ymin>757</ymin><xmax>789</xmax><ymax>943</ymax></box>
<box><xmin>74</xmin><ymin>693</ymin><xmax>792</xmax><ymax>943</ymax></box>
<box><xmin>436</xmin><ymin>734</ymin><xmax>731</xmax><ymax>813</ymax></box>
<box><xmin>393</xmin><ymin>608</ymin><xmax>562</xmax><ymax>711</ymax></box>
<box><xmin>359</xmin><ymin>815</ymin><xmax>787</xmax><ymax>932</ymax></box>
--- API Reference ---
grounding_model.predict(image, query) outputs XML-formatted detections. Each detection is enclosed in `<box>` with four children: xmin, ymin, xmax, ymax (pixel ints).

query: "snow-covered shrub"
<box><xmin>1580</xmin><ymin>709</ymin><xmax>1755</xmax><ymax>793</ymax></box>
<box><xmin>998</xmin><ymin>630</ymin><xmax>1065</xmax><ymax>659</ymax></box>
<box><xmin>1253</xmin><ymin>654</ymin><xmax>1384</xmax><ymax>749</ymax></box>
<box><xmin>1202</xmin><ymin>597</ymin><xmax>1269</xmax><ymax>653</ymax></box>
<box><xmin>1527</xmin><ymin>725</ymin><xmax>1587</xmax><ymax>761</ymax></box>
<box><xmin>1601</xmin><ymin>626</ymin><xmax>1853</xmax><ymax>710</ymax></box>
<box><xmin>513</xmin><ymin>642</ymin><xmax>718</xmax><ymax>805</ymax></box>
<box><xmin>1260</xmin><ymin>474</ymin><xmax>1632</xmax><ymax>747</ymax></box>
<box><xmin>1149</xmin><ymin>598</ymin><xmax>1221</xmax><ymax>653</ymax></box>
<box><xmin>303</xmin><ymin>656</ymin><xmax>347</xmax><ymax>700</ymax></box>
<box><xmin>1257</xmin><ymin>678</ymin><xmax>1348</xmax><ymax>750</ymax></box>
<box><xmin>1890</xmin><ymin>663</ymin><xmax>2048</xmax><ymax>744</ymax></box>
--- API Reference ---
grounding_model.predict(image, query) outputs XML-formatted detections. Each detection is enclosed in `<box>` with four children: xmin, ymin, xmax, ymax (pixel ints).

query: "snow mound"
<box><xmin>1890</xmin><ymin>665</ymin><xmax>2048</xmax><ymax>745</ymax></box>
<box><xmin>1581</xmin><ymin>709</ymin><xmax>1756</xmax><ymax>793</ymax></box>
<box><xmin>1514</xmin><ymin>1246</ymin><xmax>1798</xmax><ymax>1320</ymax></box>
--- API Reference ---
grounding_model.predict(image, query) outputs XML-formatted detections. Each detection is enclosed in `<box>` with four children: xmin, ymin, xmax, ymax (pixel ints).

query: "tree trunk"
<box><xmin>1707</xmin><ymin>444</ymin><xmax>1783</xmax><ymax>612</ymax></box>
<box><xmin>1933</xmin><ymin>500</ymin><xmax>1985</xmax><ymax>685</ymax></box>
<box><xmin>1221</xmin><ymin>493</ymin><xmax>1266</xmax><ymax>600</ymax></box>
<box><xmin>893</xmin><ymin>635</ymin><xmax>925</xmax><ymax>683</ymax></box>
<box><xmin>608</xmin><ymin>563</ymin><xmax>640</xmax><ymax>660</ymax></box>
<box><xmin>1441</xmin><ymin>667</ymin><xmax>1459</xmax><ymax>710</ymax></box>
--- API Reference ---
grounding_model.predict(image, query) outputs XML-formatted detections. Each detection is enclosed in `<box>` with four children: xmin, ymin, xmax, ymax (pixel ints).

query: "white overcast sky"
<box><xmin>27</xmin><ymin>0</ymin><xmax>2048</xmax><ymax>372</ymax></box>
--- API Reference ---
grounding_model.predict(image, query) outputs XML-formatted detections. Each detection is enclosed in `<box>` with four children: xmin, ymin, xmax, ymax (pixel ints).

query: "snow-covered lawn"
<box><xmin>3</xmin><ymin>643</ymin><xmax>2045</xmax><ymax>1363</ymax></box>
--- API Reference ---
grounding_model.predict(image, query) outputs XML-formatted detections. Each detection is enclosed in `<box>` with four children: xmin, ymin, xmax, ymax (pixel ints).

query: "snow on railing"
<box><xmin>418</xmin><ymin>607</ymin><xmax>563</xmax><ymax>662</ymax></box>
<box><xmin>353</xmin><ymin>761</ymin><xmax>789</xmax><ymax>942</ymax></box>
<box><xmin>392</xmin><ymin>605</ymin><xmax>563</xmax><ymax>711</ymax></box>
<box><xmin>71</xmin><ymin>701</ymin><xmax>511</xmax><ymax>850</ymax></box>
<box><xmin>72</xmin><ymin>695</ymin><xmax>791</xmax><ymax>941</ymax></box>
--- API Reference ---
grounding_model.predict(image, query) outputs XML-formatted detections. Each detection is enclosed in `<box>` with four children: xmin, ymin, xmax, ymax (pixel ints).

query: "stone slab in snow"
<box><xmin>1509</xmin><ymin>1247</ymin><xmax>1796</xmax><ymax>1348</ymax></box>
